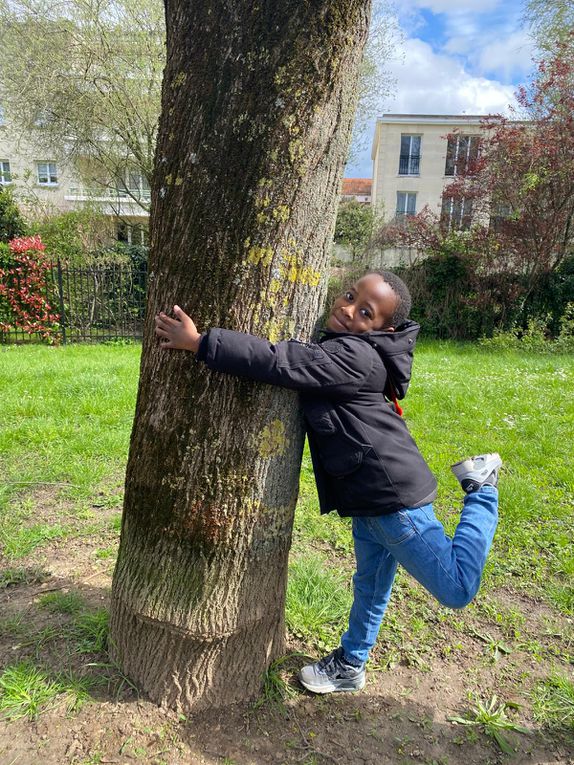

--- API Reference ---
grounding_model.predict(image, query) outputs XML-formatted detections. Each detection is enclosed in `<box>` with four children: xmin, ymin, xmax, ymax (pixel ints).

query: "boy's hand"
<box><xmin>155</xmin><ymin>305</ymin><xmax>201</xmax><ymax>352</ymax></box>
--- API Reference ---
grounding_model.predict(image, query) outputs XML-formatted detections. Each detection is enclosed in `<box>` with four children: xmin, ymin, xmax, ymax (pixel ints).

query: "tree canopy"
<box><xmin>350</xmin><ymin>0</ymin><xmax>399</xmax><ymax>161</ymax></box>
<box><xmin>525</xmin><ymin>0</ymin><xmax>574</xmax><ymax>52</ymax></box>
<box><xmin>0</xmin><ymin>0</ymin><xmax>164</xmax><ymax>211</ymax></box>
<box><xmin>334</xmin><ymin>199</ymin><xmax>376</xmax><ymax>260</ymax></box>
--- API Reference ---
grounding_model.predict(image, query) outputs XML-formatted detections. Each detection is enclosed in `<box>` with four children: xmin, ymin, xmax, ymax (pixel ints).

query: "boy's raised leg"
<box><xmin>371</xmin><ymin>490</ymin><xmax>499</xmax><ymax>609</ymax></box>
<box><xmin>299</xmin><ymin>455</ymin><xmax>501</xmax><ymax>694</ymax></box>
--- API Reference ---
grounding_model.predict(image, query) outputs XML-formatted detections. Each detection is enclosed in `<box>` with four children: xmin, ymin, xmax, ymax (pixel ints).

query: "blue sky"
<box><xmin>346</xmin><ymin>0</ymin><xmax>536</xmax><ymax>177</ymax></box>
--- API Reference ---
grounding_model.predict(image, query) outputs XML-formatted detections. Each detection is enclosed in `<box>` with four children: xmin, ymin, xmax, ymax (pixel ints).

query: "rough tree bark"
<box><xmin>110</xmin><ymin>0</ymin><xmax>372</xmax><ymax>711</ymax></box>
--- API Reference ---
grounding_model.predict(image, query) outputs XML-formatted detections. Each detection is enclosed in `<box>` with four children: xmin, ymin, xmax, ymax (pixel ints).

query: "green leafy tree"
<box><xmin>0</xmin><ymin>0</ymin><xmax>398</xmax><ymax>204</ymax></box>
<box><xmin>0</xmin><ymin>187</ymin><xmax>27</xmax><ymax>243</ymax></box>
<box><xmin>31</xmin><ymin>208</ymin><xmax>115</xmax><ymax>265</ymax></box>
<box><xmin>525</xmin><ymin>1</ymin><xmax>574</xmax><ymax>52</ymax></box>
<box><xmin>0</xmin><ymin>0</ymin><xmax>164</xmax><ymax>212</ymax></box>
<box><xmin>334</xmin><ymin>200</ymin><xmax>376</xmax><ymax>260</ymax></box>
<box><xmin>349</xmin><ymin>0</ymin><xmax>399</xmax><ymax>162</ymax></box>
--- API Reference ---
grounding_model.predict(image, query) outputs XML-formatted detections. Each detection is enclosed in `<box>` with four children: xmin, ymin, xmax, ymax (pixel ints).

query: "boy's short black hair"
<box><xmin>367</xmin><ymin>269</ymin><xmax>411</xmax><ymax>328</ymax></box>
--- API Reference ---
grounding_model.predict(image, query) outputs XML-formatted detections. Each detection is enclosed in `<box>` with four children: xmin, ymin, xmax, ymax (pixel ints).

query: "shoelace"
<box><xmin>317</xmin><ymin>649</ymin><xmax>340</xmax><ymax>673</ymax></box>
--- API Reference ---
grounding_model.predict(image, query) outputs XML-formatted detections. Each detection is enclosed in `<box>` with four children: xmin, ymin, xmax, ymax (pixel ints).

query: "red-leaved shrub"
<box><xmin>0</xmin><ymin>236</ymin><xmax>60</xmax><ymax>341</ymax></box>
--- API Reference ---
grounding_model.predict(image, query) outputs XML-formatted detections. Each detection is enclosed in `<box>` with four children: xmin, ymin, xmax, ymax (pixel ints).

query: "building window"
<box><xmin>396</xmin><ymin>191</ymin><xmax>417</xmax><ymax>222</ymax></box>
<box><xmin>117</xmin><ymin>221</ymin><xmax>149</xmax><ymax>245</ymax></box>
<box><xmin>117</xmin><ymin>221</ymin><xmax>129</xmax><ymax>243</ymax></box>
<box><xmin>445</xmin><ymin>135</ymin><xmax>479</xmax><ymax>177</ymax></box>
<box><xmin>399</xmin><ymin>135</ymin><xmax>421</xmax><ymax>175</ymax></box>
<box><xmin>37</xmin><ymin>161</ymin><xmax>58</xmax><ymax>185</ymax></box>
<box><xmin>0</xmin><ymin>160</ymin><xmax>11</xmax><ymax>184</ymax></box>
<box><xmin>441</xmin><ymin>195</ymin><xmax>473</xmax><ymax>230</ymax></box>
<box><xmin>118</xmin><ymin>170</ymin><xmax>150</xmax><ymax>200</ymax></box>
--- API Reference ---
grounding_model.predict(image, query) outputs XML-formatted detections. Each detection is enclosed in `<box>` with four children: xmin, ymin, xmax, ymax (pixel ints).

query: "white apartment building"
<box><xmin>371</xmin><ymin>114</ymin><xmax>485</xmax><ymax>257</ymax></box>
<box><xmin>0</xmin><ymin>106</ymin><xmax>149</xmax><ymax>245</ymax></box>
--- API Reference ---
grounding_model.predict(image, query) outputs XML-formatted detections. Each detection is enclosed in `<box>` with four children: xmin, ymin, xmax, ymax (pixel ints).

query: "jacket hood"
<box><xmin>321</xmin><ymin>320</ymin><xmax>420</xmax><ymax>399</ymax></box>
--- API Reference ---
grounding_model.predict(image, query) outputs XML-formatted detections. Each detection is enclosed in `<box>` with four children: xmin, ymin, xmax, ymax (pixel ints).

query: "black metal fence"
<box><xmin>1</xmin><ymin>260</ymin><xmax>148</xmax><ymax>344</ymax></box>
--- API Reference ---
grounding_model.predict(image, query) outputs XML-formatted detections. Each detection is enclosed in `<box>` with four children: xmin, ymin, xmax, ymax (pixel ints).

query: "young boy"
<box><xmin>154</xmin><ymin>270</ymin><xmax>501</xmax><ymax>694</ymax></box>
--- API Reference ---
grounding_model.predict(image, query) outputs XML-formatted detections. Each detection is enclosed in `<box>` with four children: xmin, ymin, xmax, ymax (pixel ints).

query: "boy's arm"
<box><xmin>155</xmin><ymin>307</ymin><xmax>372</xmax><ymax>397</ymax></box>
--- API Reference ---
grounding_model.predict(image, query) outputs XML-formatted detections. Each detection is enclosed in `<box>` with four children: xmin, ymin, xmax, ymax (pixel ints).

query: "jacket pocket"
<box><xmin>304</xmin><ymin>402</ymin><xmax>337</xmax><ymax>434</ymax></box>
<box><xmin>321</xmin><ymin>448</ymin><xmax>364</xmax><ymax>477</ymax></box>
<box><xmin>335</xmin><ymin>446</ymin><xmax>398</xmax><ymax>511</ymax></box>
<box><xmin>305</xmin><ymin>408</ymin><xmax>364</xmax><ymax>477</ymax></box>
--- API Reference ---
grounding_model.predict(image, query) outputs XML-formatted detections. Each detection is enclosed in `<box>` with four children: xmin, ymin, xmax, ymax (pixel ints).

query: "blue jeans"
<box><xmin>341</xmin><ymin>487</ymin><xmax>498</xmax><ymax>664</ymax></box>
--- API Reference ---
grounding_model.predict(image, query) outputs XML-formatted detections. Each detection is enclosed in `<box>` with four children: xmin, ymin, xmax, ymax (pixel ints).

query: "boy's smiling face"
<box><xmin>326</xmin><ymin>274</ymin><xmax>398</xmax><ymax>334</ymax></box>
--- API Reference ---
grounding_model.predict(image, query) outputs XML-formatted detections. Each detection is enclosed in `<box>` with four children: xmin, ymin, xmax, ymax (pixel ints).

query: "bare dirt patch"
<box><xmin>1</xmin><ymin>516</ymin><xmax>573</xmax><ymax>765</ymax></box>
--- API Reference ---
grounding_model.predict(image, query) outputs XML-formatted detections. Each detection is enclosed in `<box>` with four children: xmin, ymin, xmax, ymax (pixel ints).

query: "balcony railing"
<box><xmin>66</xmin><ymin>186</ymin><xmax>151</xmax><ymax>203</ymax></box>
<box><xmin>398</xmin><ymin>154</ymin><xmax>420</xmax><ymax>175</ymax></box>
<box><xmin>117</xmin><ymin>187</ymin><xmax>151</xmax><ymax>200</ymax></box>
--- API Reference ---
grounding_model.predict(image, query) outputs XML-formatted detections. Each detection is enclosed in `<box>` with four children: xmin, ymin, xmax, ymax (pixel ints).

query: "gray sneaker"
<box><xmin>298</xmin><ymin>647</ymin><xmax>365</xmax><ymax>694</ymax></box>
<box><xmin>451</xmin><ymin>453</ymin><xmax>502</xmax><ymax>493</ymax></box>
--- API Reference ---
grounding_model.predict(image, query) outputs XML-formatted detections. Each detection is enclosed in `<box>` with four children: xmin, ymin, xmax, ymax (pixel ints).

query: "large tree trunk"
<box><xmin>110</xmin><ymin>0</ymin><xmax>371</xmax><ymax>711</ymax></box>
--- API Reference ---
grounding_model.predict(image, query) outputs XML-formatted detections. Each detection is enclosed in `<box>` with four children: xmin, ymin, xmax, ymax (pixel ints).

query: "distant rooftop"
<box><xmin>377</xmin><ymin>113</ymin><xmax>486</xmax><ymax>122</ymax></box>
<box><xmin>341</xmin><ymin>178</ymin><xmax>372</xmax><ymax>196</ymax></box>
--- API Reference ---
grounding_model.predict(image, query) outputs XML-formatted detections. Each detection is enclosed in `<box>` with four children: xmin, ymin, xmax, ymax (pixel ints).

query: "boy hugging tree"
<box><xmin>155</xmin><ymin>269</ymin><xmax>501</xmax><ymax>694</ymax></box>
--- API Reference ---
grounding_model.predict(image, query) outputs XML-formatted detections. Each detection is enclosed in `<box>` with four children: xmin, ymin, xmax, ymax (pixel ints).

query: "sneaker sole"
<box><xmin>451</xmin><ymin>453</ymin><xmax>502</xmax><ymax>482</ymax></box>
<box><xmin>298</xmin><ymin>675</ymin><xmax>366</xmax><ymax>694</ymax></box>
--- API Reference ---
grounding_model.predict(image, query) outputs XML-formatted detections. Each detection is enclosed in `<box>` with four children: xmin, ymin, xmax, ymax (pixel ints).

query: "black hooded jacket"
<box><xmin>197</xmin><ymin>321</ymin><xmax>437</xmax><ymax>516</ymax></box>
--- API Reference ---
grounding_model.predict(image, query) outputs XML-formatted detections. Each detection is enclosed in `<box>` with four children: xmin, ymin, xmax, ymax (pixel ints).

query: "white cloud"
<box><xmin>441</xmin><ymin>13</ymin><xmax>488</xmax><ymax>47</ymax></box>
<box><xmin>385</xmin><ymin>38</ymin><xmax>517</xmax><ymax>115</ymax></box>
<box><xmin>477</xmin><ymin>29</ymin><xmax>535</xmax><ymax>80</ymax></box>
<box><xmin>443</xmin><ymin>19</ymin><xmax>535</xmax><ymax>80</ymax></box>
<box><xmin>396</xmin><ymin>1</ymin><xmax>533</xmax><ymax>82</ymax></box>
<box><xmin>406</xmin><ymin>0</ymin><xmax>500</xmax><ymax>13</ymax></box>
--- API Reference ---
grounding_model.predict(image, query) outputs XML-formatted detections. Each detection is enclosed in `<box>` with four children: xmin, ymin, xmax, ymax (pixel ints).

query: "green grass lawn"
<box><xmin>0</xmin><ymin>343</ymin><xmax>140</xmax><ymax>559</ymax></box>
<box><xmin>0</xmin><ymin>343</ymin><xmax>139</xmax><ymax>498</ymax></box>
<box><xmin>1</xmin><ymin>341</ymin><xmax>573</xmax><ymax>615</ymax></box>
<box><xmin>1</xmin><ymin>340</ymin><xmax>574</xmax><ymax>748</ymax></box>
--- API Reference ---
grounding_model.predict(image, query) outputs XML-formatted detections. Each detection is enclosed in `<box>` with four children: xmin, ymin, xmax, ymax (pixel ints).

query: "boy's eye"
<box><xmin>344</xmin><ymin>291</ymin><xmax>354</xmax><ymax>301</ymax></box>
<box><xmin>360</xmin><ymin>308</ymin><xmax>372</xmax><ymax>319</ymax></box>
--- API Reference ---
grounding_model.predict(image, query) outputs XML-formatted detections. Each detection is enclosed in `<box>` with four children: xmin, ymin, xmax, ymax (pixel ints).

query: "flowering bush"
<box><xmin>0</xmin><ymin>236</ymin><xmax>60</xmax><ymax>341</ymax></box>
<box><xmin>8</xmin><ymin>234</ymin><xmax>46</xmax><ymax>254</ymax></box>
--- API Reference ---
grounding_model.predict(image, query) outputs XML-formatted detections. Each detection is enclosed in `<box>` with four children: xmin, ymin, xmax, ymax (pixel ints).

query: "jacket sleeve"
<box><xmin>197</xmin><ymin>328</ymin><xmax>372</xmax><ymax>398</ymax></box>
